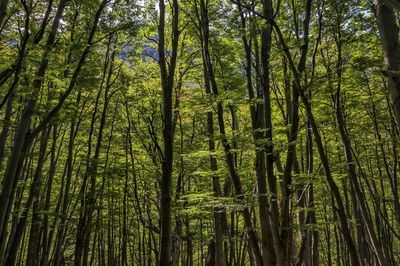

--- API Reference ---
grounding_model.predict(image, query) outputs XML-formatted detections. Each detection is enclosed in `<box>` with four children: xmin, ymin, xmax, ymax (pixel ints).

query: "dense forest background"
<box><xmin>0</xmin><ymin>0</ymin><xmax>400</xmax><ymax>265</ymax></box>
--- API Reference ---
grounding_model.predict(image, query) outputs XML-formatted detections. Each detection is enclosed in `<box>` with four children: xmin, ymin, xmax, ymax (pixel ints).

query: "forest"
<box><xmin>0</xmin><ymin>0</ymin><xmax>400</xmax><ymax>265</ymax></box>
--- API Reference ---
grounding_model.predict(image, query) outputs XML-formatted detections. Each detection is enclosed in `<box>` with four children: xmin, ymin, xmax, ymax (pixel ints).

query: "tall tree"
<box><xmin>157</xmin><ymin>0</ymin><xmax>180</xmax><ymax>265</ymax></box>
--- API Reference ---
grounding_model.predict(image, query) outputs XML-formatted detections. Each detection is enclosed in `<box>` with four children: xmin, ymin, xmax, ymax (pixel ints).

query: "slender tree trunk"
<box><xmin>40</xmin><ymin>124</ymin><xmax>58</xmax><ymax>266</ymax></box>
<box><xmin>374</xmin><ymin>0</ymin><xmax>400</xmax><ymax>125</ymax></box>
<box><xmin>157</xmin><ymin>0</ymin><xmax>179</xmax><ymax>265</ymax></box>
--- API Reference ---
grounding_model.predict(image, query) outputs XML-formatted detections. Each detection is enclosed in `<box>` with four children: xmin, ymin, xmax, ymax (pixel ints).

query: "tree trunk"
<box><xmin>157</xmin><ymin>0</ymin><xmax>179</xmax><ymax>265</ymax></box>
<box><xmin>374</xmin><ymin>0</ymin><xmax>400</xmax><ymax>125</ymax></box>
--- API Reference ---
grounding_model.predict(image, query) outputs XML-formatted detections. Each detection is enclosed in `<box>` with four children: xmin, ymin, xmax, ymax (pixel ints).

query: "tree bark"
<box><xmin>157</xmin><ymin>0</ymin><xmax>179</xmax><ymax>265</ymax></box>
<box><xmin>374</xmin><ymin>0</ymin><xmax>400</xmax><ymax>124</ymax></box>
